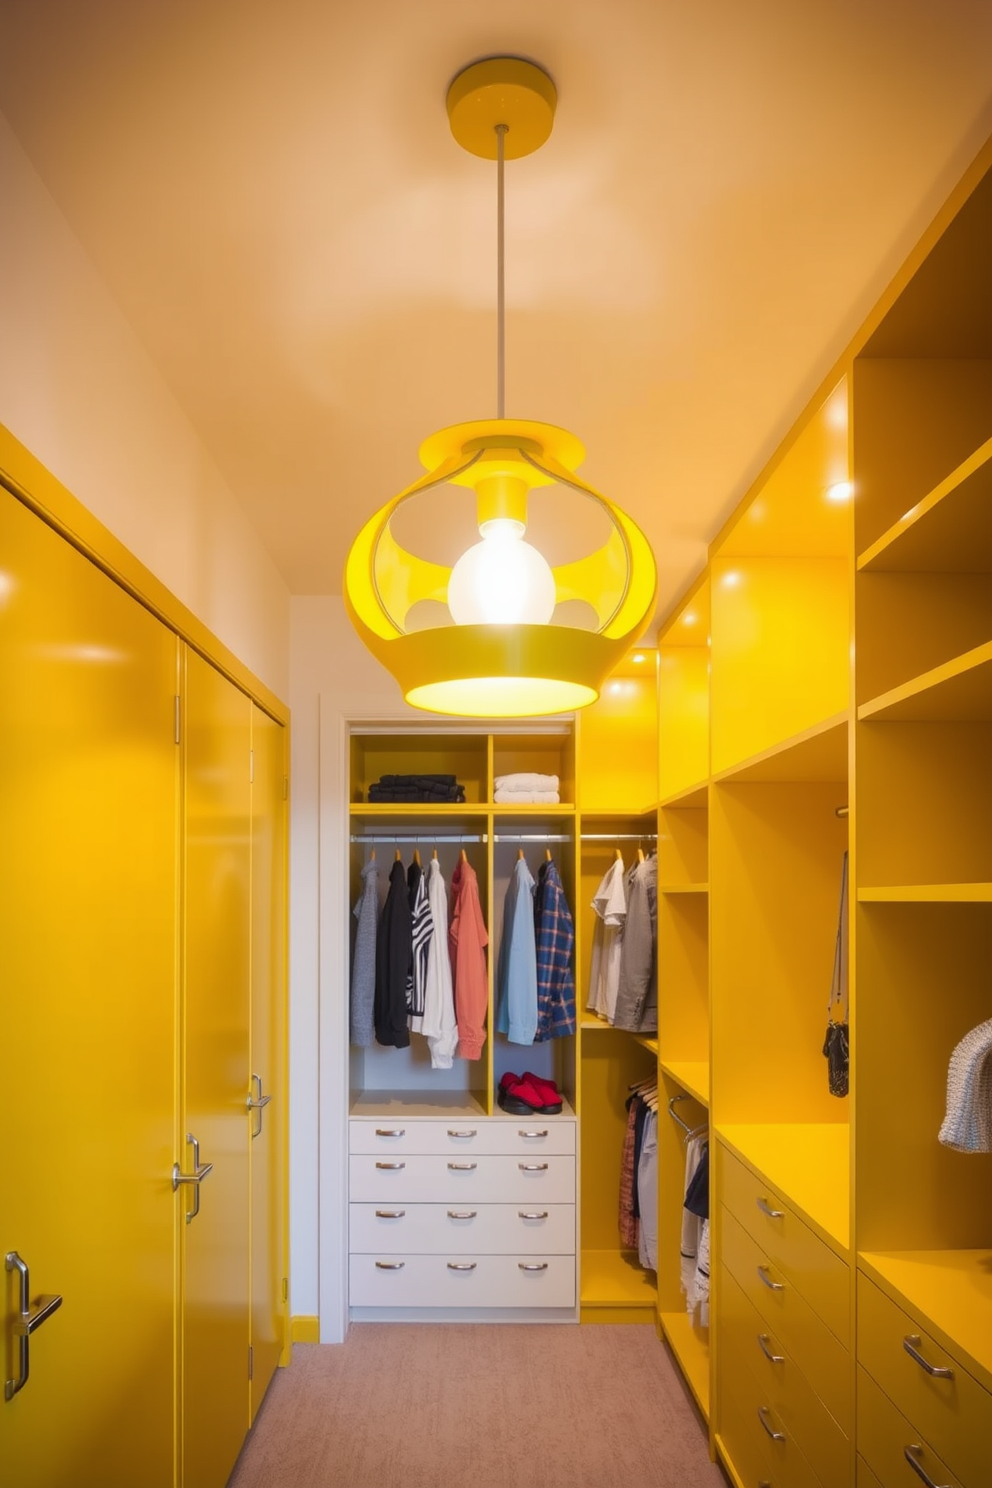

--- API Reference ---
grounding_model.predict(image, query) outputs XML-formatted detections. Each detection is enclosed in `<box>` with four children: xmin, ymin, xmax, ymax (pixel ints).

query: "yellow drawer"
<box><xmin>719</xmin><ymin>1340</ymin><xmax>824</xmax><ymax>1488</ymax></box>
<box><xmin>720</xmin><ymin>1143</ymin><xmax>850</xmax><ymax>1348</ymax></box>
<box><xmin>858</xmin><ymin>1366</ymin><xmax>965</xmax><ymax>1488</ymax></box>
<box><xmin>857</xmin><ymin>1273</ymin><xmax>992</xmax><ymax>1488</ymax></box>
<box><xmin>857</xmin><ymin>1456</ymin><xmax>884</xmax><ymax>1488</ymax></box>
<box><xmin>720</xmin><ymin>1263</ymin><xmax>851</xmax><ymax>1487</ymax></box>
<box><xmin>722</xmin><ymin>1204</ymin><xmax>852</xmax><ymax>1436</ymax></box>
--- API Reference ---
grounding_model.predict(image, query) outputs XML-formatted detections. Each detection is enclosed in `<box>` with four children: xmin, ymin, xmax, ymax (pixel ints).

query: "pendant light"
<box><xmin>344</xmin><ymin>57</ymin><xmax>657</xmax><ymax>718</ymax></box>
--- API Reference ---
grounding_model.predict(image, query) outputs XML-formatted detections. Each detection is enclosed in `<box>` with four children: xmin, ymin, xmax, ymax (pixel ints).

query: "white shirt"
<box><xmin>421</xmin><ymin>859</ymin><xmax>458</xmax><ymax>1070</ymax></box>
<box><xmin>587</xmin><ymin>857</ymin><xmax>627</xmax><ymax>1023</ymax></box>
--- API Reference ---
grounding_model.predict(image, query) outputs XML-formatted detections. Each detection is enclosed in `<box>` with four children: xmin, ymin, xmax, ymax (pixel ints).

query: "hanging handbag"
<box><xmin>823</xmin><ymin>850</ymin><xmax>850</xmax><ymax>1098</ymax></box>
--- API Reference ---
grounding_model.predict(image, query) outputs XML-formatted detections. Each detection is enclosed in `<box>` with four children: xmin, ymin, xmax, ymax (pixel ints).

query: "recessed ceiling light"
<box><xmin>826</xmin><ymin>481</ymin><xmax>853</xmax><ymax>503</ymax></box>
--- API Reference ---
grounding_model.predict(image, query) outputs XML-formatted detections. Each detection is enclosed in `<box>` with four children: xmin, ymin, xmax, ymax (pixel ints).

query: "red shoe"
<box><xmin>498</xmin><ymin>1074</ymin><xmax>563</xmax><ymax>1115</ymax></box>
<box><xmin>522</xmin><ymin>1071</ymin><xmax>564</xmax><ymax>1110</ymax></box>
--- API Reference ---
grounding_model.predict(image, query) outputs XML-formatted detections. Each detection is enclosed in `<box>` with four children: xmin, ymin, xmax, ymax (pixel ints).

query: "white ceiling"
<box><xmin>2</xmin><ymin>0</ymin><xmax>992</xmax><ymax>624</ymax></box>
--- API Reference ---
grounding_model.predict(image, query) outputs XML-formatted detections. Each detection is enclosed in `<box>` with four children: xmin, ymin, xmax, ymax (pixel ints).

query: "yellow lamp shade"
<box><xmin>344</xmin><ymin>418</ymin><xmax>657</xmax><ymax>717</ymax></box>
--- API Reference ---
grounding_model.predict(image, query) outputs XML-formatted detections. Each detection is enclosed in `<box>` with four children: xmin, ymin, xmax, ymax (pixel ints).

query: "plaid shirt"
<box><xmin>533</xmin><ymin>858</ymin><xmax>576</xmax><ymax>1041</ymax></box>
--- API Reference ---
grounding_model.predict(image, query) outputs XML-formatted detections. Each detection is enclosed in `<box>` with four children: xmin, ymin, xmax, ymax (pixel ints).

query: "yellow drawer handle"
<box><xmin>519</xmin><ymin>1211</ymin><xmax>549</xmax><ymax>1220</ymax></box>
<box><xmin>519</xmin><ymin>1129</ymin><xmax>549</xmax><ymax>1139</ymax></box>
<box><xmin>447</xmin><ymin>1210</ymin><xmax>477</xmax><ymax>1219</ymax></box>
<box><xmin>904</xmin><ymin>1444</ymin><xmax>951</xmax><ymax>1488</ymax></box>
<box><xmin>756</xmin><ymin>1196</ymin><xmax>784</xmax><ymax>1219</ymax></box>
<box><xmin>374</xmin><ymin>1209</ymin><xmax>406</xmax><ymax>1219</ymax></box>
<box><xmin>757</xmin><ymin>1265</ymin><xmax>785</xmax><ymax>1292</ymax></box>
<box><xmin>375</xmin><ymin>1128</ymin><xmax>405</xmax><ymax>1137</ymax></box>
<box><xmin>757</xmin><ymin>1406</ymin><xmax>785</xmax><ymax>1443</ymax></box>
<box><xmin>518</xmin><ymin>1262</ymin><xmax>549</xmax><ymax>1271</ymax></box>
<box><xmin>519</xmin><ymin>1162</ymin><xmax>549</xmax><ymax>1171</ymax></box>
<box><xmin>757</xmin><ymin>1333</ymin><xmax>785</xmax><ymax>1364</ymax></box>
<box><xmin>375</xmin><ymin>1161</ymin><xmax>406</xmax><ymax>1170</ymax></box>
<box><xmin>903</xmin><ymin>1335</ymin><xmax>954</xmax><ymax>1380</ymax></box>
<box><xmin>375</xmin><ymin>1261</ymin><xmax>405</xmax><ymax>1270</ymax></box>
<box><xmin>447</xmin><ymin>1129</ymin><xmax>477</xmax><ymax>1138</ymax></box>
<box><xmin>447</xmin><ymin>1162</ymin><xmax>477</xmax><ymax>1171</ymax></box>
<box><xmin>447</xmin><ymin>1261</ymin><xmax>477</xmax><ymax>1271</ymax></box>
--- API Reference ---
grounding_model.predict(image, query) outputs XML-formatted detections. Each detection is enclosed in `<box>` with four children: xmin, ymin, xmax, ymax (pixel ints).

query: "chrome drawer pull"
<box><xmin>757</xmin><ymin>1265</ymin><xmax>784</xmax><ymax>1292</ymax></box>
<box><xmin>756</xmin><ymin>1196</ymin><xmax>784</xmax><ymax>1219</ymax></box>
<box><xmin>447</xmin><ymin>1262</ymin><xmax>477</xmax><ymax>1271</ymax></box>
<box><xmin>4</xmin><ymin>1252</ymin><xmax>63</xmax><ymax>1401</ymax></box>
<box><xmin>904</xmin><ymin>1444</ymin><xmax>950</xmax><ymax>1488</ymax></box>
<box><xmin>447</xmin><ymin>1210</ymin><xmax>477</xmax><ymax>1220</ymax></box>
<box><xmin>447</xmin><ymin>1129</ymin><xmax>477</xmax><ymax>1138</ymax></box>
<box><xmin>757</xmin><ymin>1333</ymin><xmax>785</xmax><ymax>1364</ymax></box>
<box><xmin>757</xmin><ymin>1406</ymin><xmax>785</xmax><ymax>1443</ymax></box>
<box><xmin>374</xmin><ymin>1261</ymin><xmax>405</xmax><ymax>1270</ymax></box>
<box><xmin>447</xmin><ymin>1162</ymin><xmax>477</xmax><ymax>1171</ymax></box>
<box><xmin>519</xmin><ymin>1211</ymin><xmax>549</xmax><ymax>1220</ymax></box>
<box><xmin>375</xmin><ymin>1128</ymin><xmax>405</xmax><ymax>1137</ymax></box>
<box><xmin>903</xmin><ymin>1336</ymin><xmax>954</xmax><ymax>1379</ymax></box>
<box><xmin>519</xmin><ymin>1129</ymin><xmax>549</xmax><ymax>1139</ymax></box>
<box><xmin>519</xmin><ymin>1162</ymin><xmax>549</xmax><ymax>1171</ymax></box>
<box><xmin>375</xmin><ymin>1161</ymin><xmax>406</xmax><ymax>1170</ymax></box>
<box><xmin>518</xmin><ymin>1262</ymin><xmax>549</xmax><ymax>1272</ymax></box>
<box><xmin>374</xmin><ymin>1209</ymin><xmax>406</xmax><ymax>1219</ymax></box>
<box><xmin>247</xmin><ymin>1073</ymin><xmax>273</xmax><ymax>1139</ymax></box>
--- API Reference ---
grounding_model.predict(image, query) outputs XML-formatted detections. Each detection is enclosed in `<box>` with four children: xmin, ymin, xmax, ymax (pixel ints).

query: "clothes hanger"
<box><xmin>460</xmin><ymin>848</ymin><xmax>467</xmax><ymax>863</ymax></box>
<box><xmin>615</xmin><ymin>847</ymin><xmax>623</xmax><ymax>862</ymax></box>
<box><xmin>545</xmin><ymin>848</ymin><xmax>552</xmax><ymax>861</ymax></box>
<box><xmin>636</xmin><ymin>845</ymin><xmax>645</xmax><ymax>863</ymax></box>
<box><xmin>413</xmin><ymin>847</ymin><xmax>421</xmax><ymax>867</ymax></box>
<box><xmin>395</xmin><ymin>848</ymin><xmax>402</xmax><ymax>862</ymax></box>
<box><xmin>518</xmin><ymin>847</ymin><xmax>525</xmax><ymax>860</ymax></box>
<box><xmin>369</xmin><ymin>846</ymin><xmax>376</xmax><ymax>861</ymax></box>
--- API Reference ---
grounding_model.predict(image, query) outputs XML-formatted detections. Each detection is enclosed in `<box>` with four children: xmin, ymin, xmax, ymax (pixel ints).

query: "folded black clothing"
<box><xmin>367</xmin><ymin>785</ymin><xmax>466</xmax><ymax>803</ymax></box>
<box><xmin>377</xmin><ymin>774</ymin><xmax>458</xmax><ymax>788</ymax></box>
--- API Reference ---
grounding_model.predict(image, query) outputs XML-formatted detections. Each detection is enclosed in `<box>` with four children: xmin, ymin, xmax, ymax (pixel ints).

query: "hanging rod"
<box><xmin>581</xmin><ymin>833</ymin><xmax>658</xmax><ymax>842</ymax></box>
<box><xmin>492</xmin><ymin>833</ymin><xmax>572</xmax><ymax>843</ymax></box>
<box><xmin>350</xmin><ymin>833</ymin><xmax>487</xmax><ymax>844</ymax></box>
<box><xmin>835</xmin><ymin>806</ymin><xmax>849</xmax><ymax>818</ymax></box>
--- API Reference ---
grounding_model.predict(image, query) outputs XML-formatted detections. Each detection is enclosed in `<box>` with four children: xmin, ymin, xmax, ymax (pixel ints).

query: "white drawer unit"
<box><xmin>348</xmin><ymin>1115</ymin><xmax>578</xmax><ymax>1314</ymax></box>
<box><xmin>350</xmin><ymin>1253</ymin><xmax>577</xmax><ymax>1309</ymax></box>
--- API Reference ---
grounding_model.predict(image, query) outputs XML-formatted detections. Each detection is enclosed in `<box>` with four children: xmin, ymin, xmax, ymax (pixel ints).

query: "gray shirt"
<box><xmin>350</xmin><ymin>858</ymin><xmax>379</xmax><ymax>1046</ymax></box>
<box><xmin>613</xmin><ymin>853</ymin><xmax>657</xmax><ymax>1033</ymax></box>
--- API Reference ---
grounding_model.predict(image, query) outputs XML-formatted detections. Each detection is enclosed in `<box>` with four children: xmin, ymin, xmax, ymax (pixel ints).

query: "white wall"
<box><xmin>0</xmin><ymin>110</ymin><xmax>289</xmax><ymax>698</ymax></box>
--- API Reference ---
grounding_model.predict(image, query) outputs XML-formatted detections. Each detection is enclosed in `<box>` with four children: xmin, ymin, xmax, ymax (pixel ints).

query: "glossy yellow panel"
<box><xmin>578</xmin><ymin>667</ymin><xmax>657</xmax><ymax>812</ymax></box>
<box><xmin>181</xmin><ymin>647</ymin><xmax>251</xmax><ymax>1488</ymax></box>
<box><xmin>0</xmin><ymin>490</ymin><xmax>178</xmax><ymax>1487</ymax></box>
<box><xmin>658</xmin><ymin>646</ymin><xmax>709</xmax><ymax>801</ymax></box>
<box><xmin>249</xmin><ymin>706</ymin><xmax>288</xmax><ymax>1417</ymax></box>
<box><xmin>657</xmin><ymin>891</ymin><xmax>709</xmax><ymax>1067</ymax></box>
<box><xmin>859</xmin><ymin>1250</ymin><xmax>992</xmax><ymax>1397</ymax></box>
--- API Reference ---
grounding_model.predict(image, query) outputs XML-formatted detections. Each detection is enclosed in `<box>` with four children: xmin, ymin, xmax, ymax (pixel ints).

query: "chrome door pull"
<box><xmin>375</xmin><ymin>1260</ymin><xmax>405</xmax><ymax>1270</ymax></box>
<box><xmin>757</xmin><ymin>1264</ymin><xmax>784</xmax><ymax>1291</ymax></box>
<box><xmin>903</xmin><ymin>1336</ymin><xmax>954</xmax><ymax>1379</ymax></box>
<box><xmin>519</xmin><ymin>1211</ymin><xmax>549</xmax><ymax>1220</ymax></box>
<box><xmin>172</xmin><ymin>1133</ymin><xmax>214</xmax><ymax>1223</ymax></box>
<box><xmin>447</xmin><ymin>1162</ymin><xmax>477</xmax><ymax>1171</ymax></box>
<box><xmin>904</xmin><ymin>1445</ymin><xmax>950</xmax><ymax>1488</ymax></box>
<box><xmin>757</xmin><ymin>1333</ymin><xmax>785</xmax><ymax>1364</ymax></box>
<box><xmin>447</xmin><ymin>1210</ymin><xmax>477</xmax><ymax>1219</ymax></box>
<box><xmin>447</xmin><ymin>1262</ymin><xmax>477</xmax><ymax>1271</ymax></box>
<box><xmin>375</xmin><ymin>1128</ymin><xmax>405</xmax><ymax>1137</ymax></box>
<box><xmin>375</xmin><ymin>1161</ymin><xmax>406</xmax><ymax>1170</ymax></box>
<box><xmin>756</xmin><ymin>1196</ymin><xmax>784</xmax><ymax>1219</ymax></box>
<box><xmin>519</xmin><ymin>1162</ymin><xmax>549</xmax><ymax>1171</ymax></box>
<box><xmin>4</xmin><ymin>1252</ymin><xmax>63</xmax><ymax>1401</ymax></box>
<box><xmin>518</xmin><ymin>1262</ymin><xmax>549</xmax><ymax>1272</ymax></box>
<box><xmin>518</xmin><ymin>1130</ymin><xmax>549</xmax><ymax>1139</ymax></box>
<box><xmin>447</xmin><ymin>1129</ymin><xmax>477</xmax><ymax>1139</ymax></box>
<box><xmin>757</xmin><ymin>1406</ymin><xmax>785</xmax><ymax>1442</ymax></box>
<box><xmin>374</xmin><ymin>1209</ymin><xmax>406</xmax><ymax>1219</ymax></box>
<box><xmin>247</xmin><ymin>1073</ymin><xmax>273</xmax><ymax>1138</ymax></box>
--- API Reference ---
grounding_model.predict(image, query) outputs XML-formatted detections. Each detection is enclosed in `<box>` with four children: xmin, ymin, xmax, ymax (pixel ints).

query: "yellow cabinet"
<box><xmin>0</xmin><ymin>488</ymin><xmax>179</xmax><ymax>1487</ymax></box>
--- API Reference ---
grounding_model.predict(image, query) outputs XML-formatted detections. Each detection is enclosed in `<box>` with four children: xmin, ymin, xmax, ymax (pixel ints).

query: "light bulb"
<box><xmin>448</xmin><ymin>520</ymin><xmax>556</xmax><ymax>625</ymax></box>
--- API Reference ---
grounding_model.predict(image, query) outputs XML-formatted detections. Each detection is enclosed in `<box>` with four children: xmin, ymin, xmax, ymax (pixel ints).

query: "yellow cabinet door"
<box><xmin>0</xmin><ymin>491</ymin><xmax>178</xmax><ymax>1488</ymax></box>
<box><xmin>181</xmin><ymin>647</ymin><xmax>251</xmax><ymax>1488</ymax></box>
<box><xmin>249</xmin><ymin>704</ymin><xmax>287</xmax><ymax>1418</ymax></box>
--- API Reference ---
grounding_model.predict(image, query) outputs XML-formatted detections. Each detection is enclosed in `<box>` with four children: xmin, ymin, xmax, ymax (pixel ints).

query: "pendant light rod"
<box><xmin>496</xmin><ymin>123</ymin><xmax>507</xmax><ymax>419</ymax></box>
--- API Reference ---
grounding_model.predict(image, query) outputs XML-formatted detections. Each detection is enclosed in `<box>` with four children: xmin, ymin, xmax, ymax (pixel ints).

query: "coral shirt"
<box><xmin>448</xmin><ymin>858</ymin><xmax>488</xmax><ymax>1061</ymax></box>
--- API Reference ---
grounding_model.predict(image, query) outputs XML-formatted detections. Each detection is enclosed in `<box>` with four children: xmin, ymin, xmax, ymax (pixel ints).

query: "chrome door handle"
<box><xmin>518</xmin><ymin>1262</ymin><xmax>549</xmax><ymax>1271</ymax></box>
<box><xmin>447</xmin><ymin>1262</ymin><xmax>477</xmax><ymax>1271</ymax></box>
<box><xmin>447</xmin><ymin>1162</ymin><xmax>477</xmax><ymax>1171</ymax></box>
<box><xmin>519</xmin><ymin>1162</ymin><xmax>549</xmax><ymax>1171</ymax></box>
<box><xmin>757</xmin><ymin>1406</ymin><xmax>785</xmax><ymax>1442</ymax></box>
<box><xmin>757</xmin><ymin>1265</ymin><xmax>784</xmax><ymax>1291</ymax></box>
<box><xmin>519</xmin><ymin>1211</ymin><xmax>549</xmax><ymax>1220</ymax></box>
<box><xmin>904</xmin><ymin>1445</ymin><xmax>950</xmax><ymax>1488</ymax></box>
<box><xmin>172</xmin><ymin>1132</ymin><xmax>214</xmax><ymax>1223</ymax></box>
<box><xmin>4</xmin><ymin>1252</ymin><xmax>63</xmax><ymax>1401</ymax></box>
<box><xmin>247</xmin><ymin>1073</ymin><xmax>272</xmax><ymax>1138</ymax></box>
<box><xmin>903</xmin><ymin>1336</ymin><xmax>954</xmax><ymax>1379</ymax></box>
<box><xmin>756</xmin><ymin>1196</ymin><xmax>784</xmax><ymax>1219</ymax></box>
<box><xmin>757</xmin><ymin>1333</ymin><xmax>785</xmax><ymax>1364</ymax></box>
<box><xmin>519</xmin><ymin>1130</ymin><xmax>549</xmax><ymax>1139</ymax></box>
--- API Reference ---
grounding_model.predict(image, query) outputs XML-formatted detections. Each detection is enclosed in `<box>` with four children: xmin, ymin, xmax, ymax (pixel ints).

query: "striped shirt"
<box><xmin>406</xmin><ymin>861</ymin><xmax>432</xmax><ymax>1022</ymax></box>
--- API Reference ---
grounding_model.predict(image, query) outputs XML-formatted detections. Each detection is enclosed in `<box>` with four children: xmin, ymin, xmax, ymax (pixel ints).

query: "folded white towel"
<box><xmin>494</xmin><ymin>773</ymin><xmax>559</xmax><ymax>793</ymax></box>
<box><xmin>939</xmin><ymin>1017</ymin><xmax>992</xmax><ymax>1153</ymax></box>
<box><xmin>493</xmin><ymin>788</ymin><xmax>561</xmax><ymax>804</ymax></box>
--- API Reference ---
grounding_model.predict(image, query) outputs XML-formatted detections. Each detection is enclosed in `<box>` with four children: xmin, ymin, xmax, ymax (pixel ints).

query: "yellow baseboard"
<box><xmin>290</xmin><ymin>1315</ymin><xmax>320</xmax><ymax>1344</ymax></box>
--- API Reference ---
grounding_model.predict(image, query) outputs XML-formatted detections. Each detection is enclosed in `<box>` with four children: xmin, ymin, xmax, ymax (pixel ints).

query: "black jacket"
<box><xmin>375</xmin><ymin>859</ymin><xmax>412</xmax><ymax>1047</ymax></box>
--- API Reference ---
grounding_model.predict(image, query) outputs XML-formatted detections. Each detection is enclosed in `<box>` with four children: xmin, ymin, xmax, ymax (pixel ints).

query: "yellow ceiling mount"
<box><xmin>446</xmin><ymin>57</ymin><xmax>557</xmax><ymax>160</ymax></box>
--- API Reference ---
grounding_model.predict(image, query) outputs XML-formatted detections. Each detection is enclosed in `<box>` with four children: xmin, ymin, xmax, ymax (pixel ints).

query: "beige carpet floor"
<box><xmin>228</xmin><ymin>1325</ymin><xmax>728</xmax><ymax>1488</ymax></box>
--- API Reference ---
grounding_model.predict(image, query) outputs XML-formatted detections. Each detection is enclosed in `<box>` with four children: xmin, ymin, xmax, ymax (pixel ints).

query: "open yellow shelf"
<box><xmin>858</xmin><ymin>640</ymin><xmax>992</xmax><ymax>722</ymax></box>
<box><xmin>716</xmin><ymin>1123</ymin><xmax>850</xmax><ymax>1255</ymax></box>
<box><xmin>659</xmin><ymin>781</ymin><xmax>708</xmax><ymax>809</ymax></box>
<box><xmin>659</xmin><ymin>1310</ymin><xmax>710</xmax><ymax>1419</ymax></box>
<box><xmin>350</xmin><ymin>802</ymin><xmax>487</xmax><ymax>816</ymax></box>
<box><xmin>711</xmin><ymin>712</ymin><xmax>848</xmax><ymax>785</ymax></box>
<box><xmin>580</xmin><ymin>1249</ymin><xmax>657</xmax><ymax>1318</ymax></box>
<box><xmin>857</xmin><ymin>433</ymin><xmax>992</xmax><ymax>573</ymax></box>
<box><xmin>660</xmin><ymin>1060</ymin><xmax>710</xmax><ymax>1107</ymax></box>
<box><xmin>859</xmin><ymin>1249</ymin><xmax>992</xmax><ymax>1394</ymax></box>
<box><xmin>858</xmin><ymin>882</ymin><xmax>992</xmax><ymax>902</ymax></box>
<box><xmin>660</xmin><ymin>882</ymin><xmax>709</xmax><ymax>895</ymax></box>
<box><xmin>635</xmin><ymin>1035</ymin><xmax>659</xmax><ymax>1056</ymax></box>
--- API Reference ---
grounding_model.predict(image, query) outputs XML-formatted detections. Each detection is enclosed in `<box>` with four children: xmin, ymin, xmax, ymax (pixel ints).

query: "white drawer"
<box><xmin>350</xmin><ymin>1252</ymin><xmax>576</xmax><ymax>1309</ymax></box>
<box><xmin>349</xmin><ymin>1202</ymin><xmax>576</xmax><ymax>1255</ymax></box>
<box><xmin>349</xmin><ymin>1153</ymin><xmax>575</xmax><ymax>1204</ymax></box>
<box><xmin>349</xmin><ymin>1117</ymin><xmax>576</xmax><ymax>1156</ymax></box>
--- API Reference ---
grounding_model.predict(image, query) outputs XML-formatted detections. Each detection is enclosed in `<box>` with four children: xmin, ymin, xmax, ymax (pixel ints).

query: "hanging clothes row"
<box><xmin>619</xmin><ymin>1077</ymin><xmax>658</xmax><ymax>1273</ymax></box>
<box><xmin>587</xmin><ymin>847</ymin><xmax>658</xmax><ymax>1033</ymax></box>
<box><xmin>496</xmin><ymin>851</ymin><xmax>577</xmax><ymax>1045</ymax></box>
<box><xmin>669</xmin><ymin>1094</ymin><xmax>709</xmax><ymax>1326</ymax></box>
<box><xmin>350</xmin><ymin>848</ymin><xmax>488</xmax><ymax>1066</ymax></box>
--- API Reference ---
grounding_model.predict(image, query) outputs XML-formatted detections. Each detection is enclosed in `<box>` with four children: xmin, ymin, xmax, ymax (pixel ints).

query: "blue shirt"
<box><xmin>496</xmin><ymin>856</ymin><xmax>538</xmax><ymax>1044</ymax></box>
